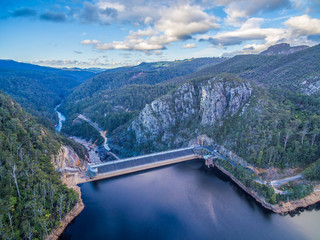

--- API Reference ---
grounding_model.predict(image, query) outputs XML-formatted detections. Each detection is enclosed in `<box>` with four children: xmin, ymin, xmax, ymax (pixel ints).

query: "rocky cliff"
<box><xmin>130</xmin><ymin>74</ymin><xmax>252</xmax><ymax>149</ymax></box>
<box><xmin>48</xmin><ymin>146</ymin><xmax>85</xmax><ymax>240</ymax></box>
<box><xmin>260</xmin><ymin>43</ymin><xmax>309</xmax><ymax>55</ymax></box>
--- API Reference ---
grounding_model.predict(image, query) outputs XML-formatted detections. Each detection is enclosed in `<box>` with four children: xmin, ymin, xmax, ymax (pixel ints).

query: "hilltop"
<box><xmin>259</xmin><ymin>43</ymin><xmax>309</xmax><ymax>56</ymax></box>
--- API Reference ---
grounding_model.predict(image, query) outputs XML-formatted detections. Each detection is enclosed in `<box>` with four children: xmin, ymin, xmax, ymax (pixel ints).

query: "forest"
<box><xmin>0</xmin><ymin>93</ymin><xmax>78</xmax><ymax>239</ymax></box>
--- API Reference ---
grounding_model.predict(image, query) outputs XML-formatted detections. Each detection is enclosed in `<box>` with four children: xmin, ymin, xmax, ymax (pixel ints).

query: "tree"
<box><xmin>8</xmin><ymin>159</ymin><xmax>21</xmax><ymax>198</ymax></box>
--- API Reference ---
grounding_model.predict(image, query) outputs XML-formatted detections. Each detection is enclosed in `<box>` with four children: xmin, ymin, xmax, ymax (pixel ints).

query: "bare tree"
<box><xmin>7</xmin><ymin>212</ymin><xmax>14</xmax><ymax>238</ymax></box>
<box><xmin>58</xmin><ymin>194</ymin><xmax>65</xmax><ymax>222</ymax></box>
<box><xmin>311</xmin><ymin>128</ymin><xmax>319</xmax><ymax>146</ymax></box>
<box><xmin>48</xmin><ymin>183</ymin><xmax>56</xmax><ymax>210</ymax></box>
<box><xmin>284</xmin><ymin>130</ymin><xmax>291</xmax><ymax>150</ymax></box>
<box><xmin>23</xmin><ymin>221</ymin><xmax>33</xmax><ymax>240</ymax></box>
<box><xmin>9</xmin><ymin>160</ymin><xmax>21</xmax><ymax>198</ymax></box>
<box><xmin>300</xmin><ymin>122</ymin><xmax>309</xmax><ymax>145</ymax></box>
<box><xmin>268</xmin><ymin>147</ymin><xmax>274</xmax><ymax>165</ymax></box>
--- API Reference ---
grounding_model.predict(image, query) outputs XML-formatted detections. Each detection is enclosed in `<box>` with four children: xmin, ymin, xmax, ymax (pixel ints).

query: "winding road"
<box><xmin>270</xmin><ymin>174</ymin><xmax>303</xmax><ymax>187</ymax></box>
<box><xmin>78</xmin><ymin>114</ymin><xmax>120</xmax><ymax>160</ymax></box>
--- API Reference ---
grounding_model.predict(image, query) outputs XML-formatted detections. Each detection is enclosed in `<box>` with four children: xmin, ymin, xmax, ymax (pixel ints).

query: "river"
<box><xmin>55</xmin><ymin>103</ymin><xmax>66</xmax><ymax>132</ymax></box>
<box><xmin>60</xmin><ymin>160</ymin><xmax>320</xmax><ymax>240</ymax></box>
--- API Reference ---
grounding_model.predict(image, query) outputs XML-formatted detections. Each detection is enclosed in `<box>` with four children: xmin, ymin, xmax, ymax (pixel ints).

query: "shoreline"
<box><xmin>47</xmin><ymin>182</ymin><xmax>84</xmax><ymax>240</ymax></box>
<box><xmin>47</xmin><ymin>145</ymin><xmax>319</xmax><ymax>239</ymax></box>
<box><xmin>214</xmin><ymin>163</ymin><xmax>320</xmax><ymax>214</ymax></box>
<box><xmin>47</xmin><ymin>146</ymin><xmax>86</xmax><ymax>240</ymax></box>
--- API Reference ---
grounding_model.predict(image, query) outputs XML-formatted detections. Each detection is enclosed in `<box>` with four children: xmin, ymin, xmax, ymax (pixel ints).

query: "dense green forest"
<box><xmin>303</xmin><ymin>158</ymin><xmax>320</xmax><ymax>181</ymax></box>
<box><xmin>0</xmin><ymin>93</ymin><xmax>78</xmax><ymax>239</ymax></box>
<box><xmin>209</xmin><ymin>86</ymin><xmax>320</xmax><ymax>168</ymax></box>
<box><xmin>0</xmin><ymin>60</ymin><xmax>96</xmax><ymax>125</ymax></box>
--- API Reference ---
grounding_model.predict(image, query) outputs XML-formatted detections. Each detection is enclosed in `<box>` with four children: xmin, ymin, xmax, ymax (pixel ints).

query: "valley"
<box><xmin>1</xmin><ymin>43</ymin><xmax>320</xmax><ymax>239</ymax></box>
<box><xmin>2</xmin><ymin>0</ymin><xmax>320</xmax><ymax>238</ymax></box>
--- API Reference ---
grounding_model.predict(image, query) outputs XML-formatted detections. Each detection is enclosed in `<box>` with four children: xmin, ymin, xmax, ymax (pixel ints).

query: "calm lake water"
<box><xmin>60</xmin><ymin>160</ymin><xmax>320</xmax><ymax>240</ymax></box>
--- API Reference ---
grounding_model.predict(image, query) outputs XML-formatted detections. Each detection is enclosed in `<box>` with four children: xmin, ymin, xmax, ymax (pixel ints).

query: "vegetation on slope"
<box><xmin>60</xmin><ymin>58</ymin><xmax>225</xmax><ymax>140</ymax></box>
<box><xmin>0</xmin><ymin>60</ymin><xmax>96</xmax><ymax>124</ymax></box>
<box><xmin>303</xmin><ymin>158</ymin><xmax>320</xmax><ymax>181</ymax></box>
<box><xmin>61</xmin><ymin>84</ymin><xmax>175</xmax><ymax>142</ymax></box>
<box><xmin>208</xmin><ymin>86</ymin><xmax>320</xmax><ymax>168</ymax></box>
<box><xmin>0</xmin><ymin>93</ymin><xmax>78</xmax><ymax>239</ymax></box>
<box><xmin>242</xmin><ymin>44</ymin><xmax>320</xmax><ymax>94</ymax></box>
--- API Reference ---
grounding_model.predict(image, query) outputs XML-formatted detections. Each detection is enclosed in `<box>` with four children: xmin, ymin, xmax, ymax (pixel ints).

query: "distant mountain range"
<box><xmin>0</xmin><ymin>43</ymin><xmax>319</xmax><ymax>165</ymax></box>
<box><xmin>0</xmin><ymin>59</ymin><xmax>97</xmax><ymax>124</ymax></box>
<box><xmin>51</xmin><ymin>43</ymin><xmax>320</xmax><ymax>165</ymax></box>
<box><xmin>0</xmin><ymin>42</ymin><xmax>319</xmax><ymax>236</ymax></box>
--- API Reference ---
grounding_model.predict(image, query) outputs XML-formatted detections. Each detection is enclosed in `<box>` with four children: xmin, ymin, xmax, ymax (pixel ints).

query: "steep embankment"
<box><xmin>0</xmin><ymin>93</ymin><xmax>80</xmax><ymax>239</ymax></box>
<box><xmin>122</xmin><ymin>74</ymin><xmax>252</xmax><ymax>152</ymax></box>
<box><xmin>59</xmin><ymin>58</ymin><xmax>225</xmax><ymax>141</ymax></box>
<box><xmin>48</xmin><ymin>146</ymin><xmax>85</xmax><ymax>240</ymax></box>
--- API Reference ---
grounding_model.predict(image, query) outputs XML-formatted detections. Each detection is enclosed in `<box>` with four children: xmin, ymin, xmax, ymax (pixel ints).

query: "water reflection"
<box><xmin>61</xmin><ymin>160</ymin><xmax>320</xmax><ymax>240</ymax></box>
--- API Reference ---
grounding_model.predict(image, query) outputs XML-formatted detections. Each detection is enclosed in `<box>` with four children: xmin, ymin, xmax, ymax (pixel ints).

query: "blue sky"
<box><xmin>0</xmin><ymin>0</ymin><xmax>319</xmax><ymax>68</ymax></box>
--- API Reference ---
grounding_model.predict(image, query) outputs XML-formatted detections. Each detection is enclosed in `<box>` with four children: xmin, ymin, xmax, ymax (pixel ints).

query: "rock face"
<box><xmin>260</xmin><ymin>43</ymin><xmax>309</xmax><ymax>56</ymax></box>
<box><xmin>131</xmin><ymin>75</ymin><xmax>252</xmax><ymax>146</ymax></box>
<box><xmin>48</xmin><ymin>146</ymin><xmax>85</xmax><ymax>240</ymax></box>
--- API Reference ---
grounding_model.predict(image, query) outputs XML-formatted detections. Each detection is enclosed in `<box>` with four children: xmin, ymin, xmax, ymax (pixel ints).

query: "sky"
<box><xmin>0</xmin><ymin>0</ymin><xmax>319</xmax><ymax>69</ymax></box>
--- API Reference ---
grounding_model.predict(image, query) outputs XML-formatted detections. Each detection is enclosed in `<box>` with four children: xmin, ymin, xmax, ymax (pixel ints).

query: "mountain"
<box><xmin>59</xmin><ymin>57</ymin><xmax>225</xmax><ymax>141</ymax></box>
<box><xmin>0</xmin><ymin>60</ymin><xmax>97</xmax><ymax>124</ymax></box>
<box><xmin>112</xmin><ymin>71</ymin><xmax>320</xmax><ymax>168</ymax></box>
<box><xmin>242</xmin><ymin>44</ymin><xmax>320</xmax><ymax>95</ymax></box>
<box><xmin>260</xmin><ymin>43</ymin><xmax>309</xmax><ymax>56</ymax></box>
<box><xmin>59</xmin><ymin>44</ymin><xmax>320</xmax><ymax>161</ymax></box>
<box><xmin>126</xmin><ymin>74</ymin><xmax>252</xmax><ymax>153</ymax></box>
<box><xmin>0</xmin><ymin>93</ymin><xmax>80</xmax><ymax>239</ymax></box>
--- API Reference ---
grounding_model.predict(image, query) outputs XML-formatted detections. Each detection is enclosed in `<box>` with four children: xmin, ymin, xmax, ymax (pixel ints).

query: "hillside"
<box><xmin>60</xmin><ymin>57</ymin><xmax>225</xmax><ymax>141</ymax></box>
<box><xmin>242</xmin><ymin>44</ymin><xmax>320</xmax><ymax>95</ymax></box>
<box><xmin>0</xmin><ymin>60</ymin><xmax>97</xmax><ymax>124</ymax></box>
<box><xmin>0</xmin><ymin>93</ymin><xmax>80</xmax><ymax>239</ymax></box>
<box><xmin>59</xmin><ymin>44</ymin><xmax>320</xmax><ymax>164</ymax></box>
<box><xmin>110</xmin><ymin>72</ymin><xmax>320</xmax><ymax>169</ymax></box>
<box><xmin>163</xmin><ymin>54</ymin><xmax>280</xmax><ymax>85</ymax></box>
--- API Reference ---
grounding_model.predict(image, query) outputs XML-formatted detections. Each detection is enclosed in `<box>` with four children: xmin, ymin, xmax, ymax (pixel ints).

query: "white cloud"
<box><xmin>78</xmin><ymin>1</ymin><xmax>319</xmax><ymax>57</ymax></box>
<box><xmin>31</xmin><ymin>57</ymin><xmax>113</xmax><ymax>68</ymax></box>
<box><xmin>82</xmin><ymin>4</ymin><xmax>219</xmax><ymax>53</ymax></box>
<box><xmin>285</xmin><ymin>15</ymin><xmax>320</xmax><ymax>36</ymax></box>
<box><xmin>80</xmin><ymin>39</ymin><xmax>100</xmax><ymax>45</ymax></box>
<box><xmin>156</xmin><ymin>4</ymin><xmax>219</xmax><ymax>39</ymax></box>
<box><xmin>200</xmin><ymin>15</ymin><xmax>320</xmax><ymax>56</ymax></box>
<box><xmin>199</xmin><ymin>18</ymin><xmax>285</xmax><ymax>46</ymax></box>
<box><xmin>214</xmin><ymin>0</ymin><xmax>290</xmax><ymax>26</ymax></box>
<box><xmin>97</xmin><ymin>1</ymin><xmax>125</xmax><ymax>12</ymax></box>
<box><xmin>182</xmin><ymin>43</ymin><xmax>196</xmax><ymax>49</ymax></box>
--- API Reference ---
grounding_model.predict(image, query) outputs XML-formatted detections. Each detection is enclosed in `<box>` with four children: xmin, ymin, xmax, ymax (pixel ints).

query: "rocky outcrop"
<box><xmin>131</xmin><ymin>82</ymin><xmax>199</xmax><ymax>144</ymax></box>
<box><xmin>131</xmin><ymin>75</ymin><xmax>252</xmax><ymax>146</ymax></box>
<box><xmin>199</xmin><ymin>79</ymin><xmax>252</xmax><ymax>125</ymax></box>
<box><xmin>47</xmin><ymin>146</ymin><xmax>85</xmax><ymax>240</ymax></box>
<box><xmin>302</xmin><ymin>78</ymin><xmax>320</xmax><ymax>96</ymax></box>
<box><xmin>260</xmin><ymin>43</ymin><xmax>309</xmax><ymax>56</ymax></box>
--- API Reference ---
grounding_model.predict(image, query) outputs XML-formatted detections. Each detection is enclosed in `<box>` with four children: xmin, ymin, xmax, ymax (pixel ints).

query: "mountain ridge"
<box><xmin>259</xmin><ymin>43</ymin><xmax>309</xmax><ymax>56</ymax></box>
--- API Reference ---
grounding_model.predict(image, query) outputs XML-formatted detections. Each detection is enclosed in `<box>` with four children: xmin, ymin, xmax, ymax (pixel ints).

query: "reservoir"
<box><xmin>60</xmin><ymin>160</ymin><xmax>320</xmax><ymax>240</ymax></box>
